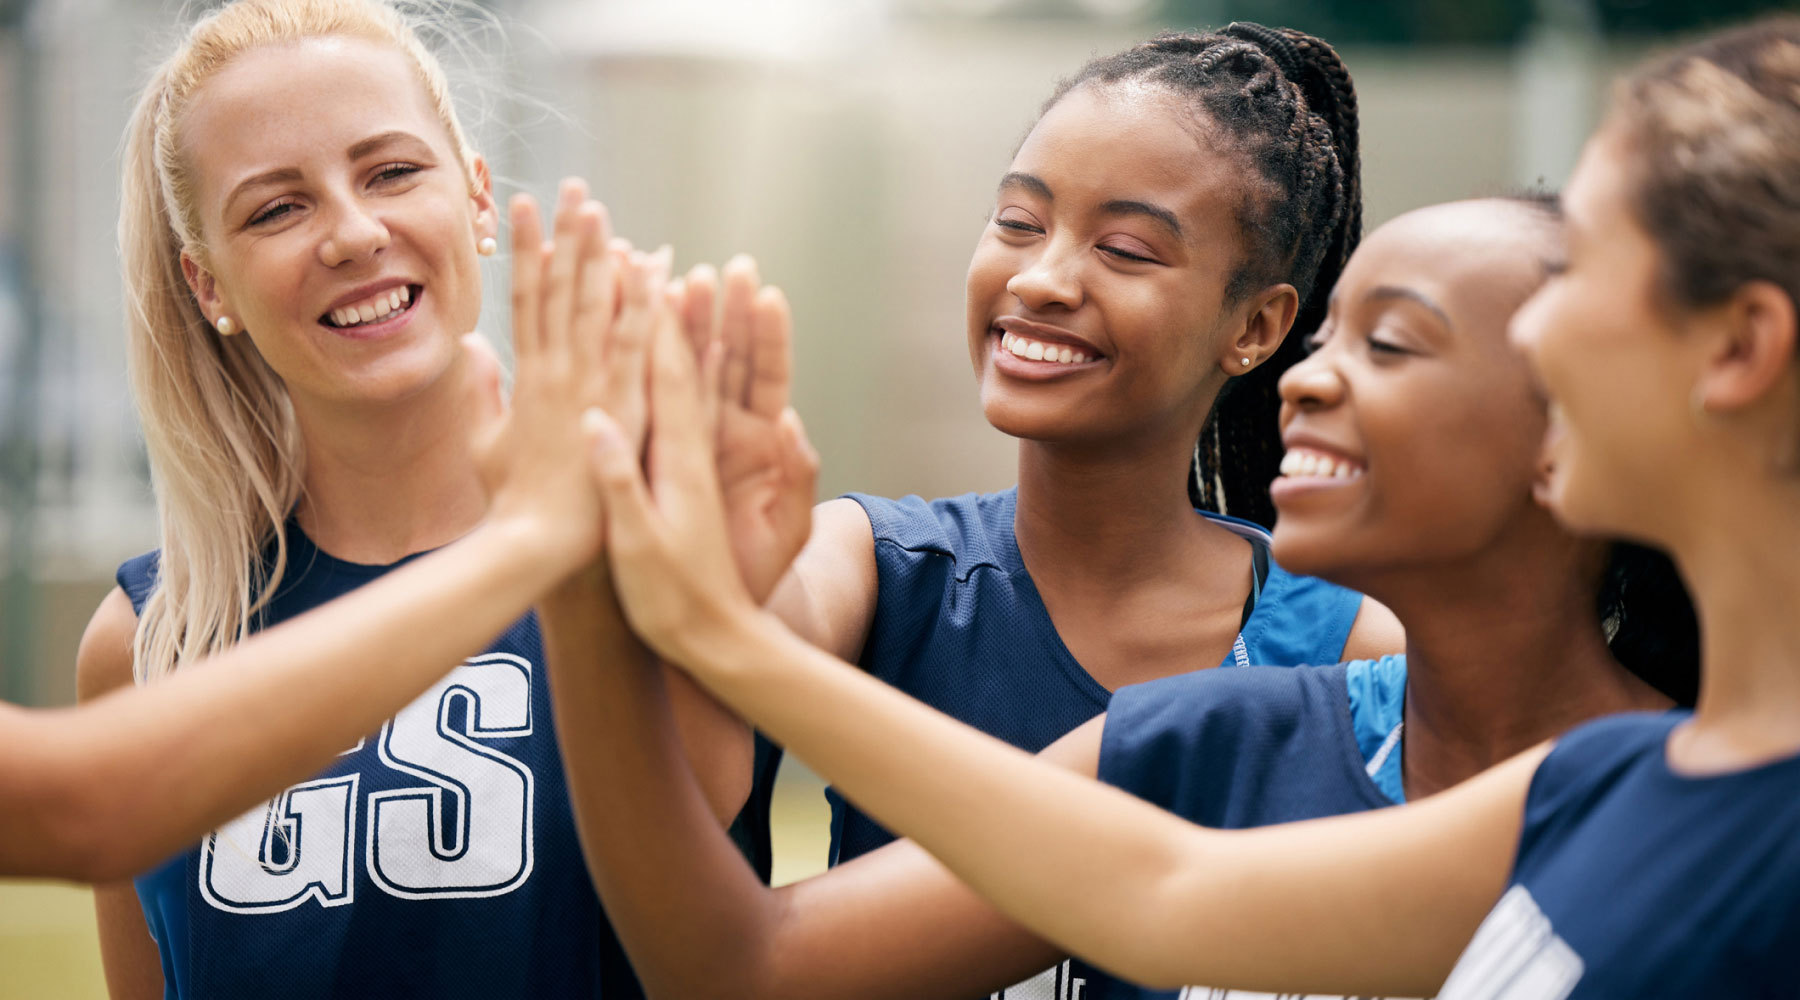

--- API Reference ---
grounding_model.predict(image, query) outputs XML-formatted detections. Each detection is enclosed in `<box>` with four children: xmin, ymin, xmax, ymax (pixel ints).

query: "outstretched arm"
<box><xmin>31</xmin><ymin>187</ymin><xmax>620</xmax><ymax>885</ymax></box>
<box><xmin>589</xmin><ymin>308</ymin><xmax>1541</xmax><ymax>998</ymax></box>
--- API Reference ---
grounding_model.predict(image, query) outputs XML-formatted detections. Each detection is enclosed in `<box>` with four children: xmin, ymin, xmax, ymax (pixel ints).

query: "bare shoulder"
<box><xmin>1039</xmin><ymin>715</ymin><xmax>1105</xmax><ymax>778</ymax></box>
<box><xmin>1339</xmin><ymin>594</ymin><xmax>1404</xmax><ymax>662</ymax></box>
<box><xmin>770</xmin><ymin>498</ymin><xmax>878</xmax><ymax>660</ymax></box>
<box><xmin>76</xmin><ymin>588</ymin><xmax>141</xmax><ymax>702</ymax></box>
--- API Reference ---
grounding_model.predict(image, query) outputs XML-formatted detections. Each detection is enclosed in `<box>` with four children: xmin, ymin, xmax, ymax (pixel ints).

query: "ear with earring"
<box><xmin>478</xmin><ymin>236</ymin><xmax>498</xmax><ymax>257</ymax></box>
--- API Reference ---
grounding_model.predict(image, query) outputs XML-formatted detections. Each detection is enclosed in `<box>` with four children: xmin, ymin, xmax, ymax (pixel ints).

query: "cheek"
<box><xmin>965</xmin><ymin>239</ymin><xmax>1013</xmax><ymax>311</ymax></box>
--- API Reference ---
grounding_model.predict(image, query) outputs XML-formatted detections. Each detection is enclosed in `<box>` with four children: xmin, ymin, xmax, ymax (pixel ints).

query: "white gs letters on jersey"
<box><xmin>199</xmin><ymin>653</ymin><xmax>535</xmax><ymax>911</ymax></box>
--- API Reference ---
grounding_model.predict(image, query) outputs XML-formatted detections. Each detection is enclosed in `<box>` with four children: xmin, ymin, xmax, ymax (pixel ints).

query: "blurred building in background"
<box><xmin>0</xmin><ymin>0</ymin><xmax>1787</xmax><ymax>705</ymax></box>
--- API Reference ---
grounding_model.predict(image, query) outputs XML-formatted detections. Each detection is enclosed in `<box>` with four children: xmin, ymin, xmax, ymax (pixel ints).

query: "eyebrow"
<box><xmin>1363</xmin><ymin>285</ymin><xmax>1453</xmax><ymax>329</ymax></box>
<box><xmin>346</xmin><ymin>129</ymin><xmax>426</xmax><ymax>162</ymax></box>
<box><xmin>996</xmin><ymin>172</ymin><xmax>1185</xmax><ymax>240</ymax></box>
<box><xmin>222</xmin><ymin>131</ymin><xmax>430</xmax><ymax>217</ymax></box>
<box><xmin>223</xmin><ymin>167</ymin><xmax>303</xmax><ymax>217</ymax></box>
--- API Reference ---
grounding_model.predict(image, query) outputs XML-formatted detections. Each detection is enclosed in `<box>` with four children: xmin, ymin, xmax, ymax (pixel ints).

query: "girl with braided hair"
<box><xmin>582</xmin><ymin>16</ymin><xmax>1800</xmax><ymax>1000</ymax></box>
<box><xmin>727</xmin><ymin>22</ymin><xmax>1398</xmax><ymax>876</ymax></box>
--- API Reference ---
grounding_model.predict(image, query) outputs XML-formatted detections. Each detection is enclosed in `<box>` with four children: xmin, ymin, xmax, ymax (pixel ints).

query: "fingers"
<box><xmin>584</xmin><ymin>406</ymin><xmax>658</xmax><ymax>557</ymax></box>
<box><xmin>538</xmin><ymin>179</ymin><xmax>593</xmax><ymax>370</ymax></box>
<box><xmin>508</xmin><ymin>195</ymin><xmax>545</xmax><ymax>362</ymax></box>
<box><xmin>647</xmin><ymin>270</ymin><xmax>716</xmax><ymax>493</ymax></box>
<box><xmin>718</xmin><ymin>254</ymin><xmax>759</xmax><ymax>408</ymax></box>
<box><xmin>680</xmin><ymin>263</ymin><xmax>719</xmax><ymax>361</ymax></box>
<box><xmin>746</xmin><ymin>285</ymin><xmax>792</xmax><ymax>419</ymax></box>
<box><xmin>570</xmin><ymin>201</ymin><xmax>617</xmax><ymax>387</ymax></box>
<box><xmin>606</xmin><ymin>246</ymin><xmax>672</xmax><ymax>449</ymax></box>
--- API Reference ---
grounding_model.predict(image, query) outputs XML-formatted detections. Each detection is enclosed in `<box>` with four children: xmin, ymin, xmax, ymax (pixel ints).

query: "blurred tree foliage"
<box><xmin>1161</xmin><ymin>0</ymin><xmax>1799</xmax><ymax>43</ymax></box>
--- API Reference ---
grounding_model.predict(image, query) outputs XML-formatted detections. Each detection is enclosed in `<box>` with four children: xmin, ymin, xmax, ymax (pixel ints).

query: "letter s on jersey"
<box><xmin>199</xmin><ymin>654</ymin><xmax>534</xmax><ymax>910</ymax></box>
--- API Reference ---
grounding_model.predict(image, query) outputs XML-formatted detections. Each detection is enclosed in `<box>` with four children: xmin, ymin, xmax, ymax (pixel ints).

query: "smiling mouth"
<box><xmin>996</xmin><ymin>329</ymin><xmax>1098</xmax><ymax>366</ymax></box>
<box><xmin>322</xmin><ymin>285</ymin><xmax>420</xmax><ymax>329</ymax></box>
<box><xmin>1277</xmin><ymin>447</ymin><xmax>1366</xmax><ymax>481</ymax></box>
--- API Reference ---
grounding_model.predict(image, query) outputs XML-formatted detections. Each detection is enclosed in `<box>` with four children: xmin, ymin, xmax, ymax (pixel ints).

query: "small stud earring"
<box><xmin>215</xmin><ymin>316</ymin><xmax>236</xmax><ymax>336</ymax></box>
<box><xmin>1240</xmin><ymin>356</ymin><xmax>1252</xmax><ymax>367</ymax></box>
<box><xmin>477</xmin><ymin>237</ymin><xmax>498</xmax><ymax>257</ymax></box>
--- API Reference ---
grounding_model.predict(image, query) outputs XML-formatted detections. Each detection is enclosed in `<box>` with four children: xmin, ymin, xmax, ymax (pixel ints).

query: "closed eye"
<box><xmin>994</xmin><ymin>218</ymin><xmax>1043</xmax><ymax>235</ymax></box>
<box><xmin>1100</xmin><ymin>244</ymin><xmax>1157</xmax><ymax>264</ymax></box>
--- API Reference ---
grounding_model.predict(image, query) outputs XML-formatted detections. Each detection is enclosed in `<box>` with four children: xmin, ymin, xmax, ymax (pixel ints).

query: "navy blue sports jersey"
<box><xmin>825</xmin><ymin>489</ymin><xmax>1367</xmax><ymax>867</ymax></box>
<box><xmin>1438</xmin><ymin>711</ymin><xmax>1800</xmax><ymax>1000</ymax></box>
<box><xmin>118</xmin><ymin>525</ymin><xmax>643</xmax><ymax>999</ymax></box>
<box><xmin>1004</xmin><ymin>659</ymin><xmax>1404</xmax><ymax>1000</ymax></box>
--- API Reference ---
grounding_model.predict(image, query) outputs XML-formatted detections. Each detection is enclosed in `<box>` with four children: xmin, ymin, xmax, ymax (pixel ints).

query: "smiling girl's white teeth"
<box><xmin>330</xmin><ymin>287</ymin><xmax>414</xmax><ymax>328</ymax></box>
<box><xmin>1280</xmin><ymin>449</ymin><xmax>1365</xmax><ymax>480</ymax></box>
<box><xmin>1001</xmin><ymin>331</ymin><xmax>1095</xmax><ymax>366</ymax></box>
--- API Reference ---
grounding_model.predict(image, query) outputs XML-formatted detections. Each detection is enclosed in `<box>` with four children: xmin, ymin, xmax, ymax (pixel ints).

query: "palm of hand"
<box><xmin>717</xmin><ymin>404</ymin><xmax>812</xmax><ymax>604</ymax></box>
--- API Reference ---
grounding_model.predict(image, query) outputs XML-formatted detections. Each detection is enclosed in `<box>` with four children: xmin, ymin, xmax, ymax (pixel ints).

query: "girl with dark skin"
<box><xmin>541</xmin><ymin>196</ymin><xmax>1688</xmax><ymax>1000</ymax></box>
<box><xmin>587</xmin><ymin>19</ymin><xmax>1800</xmax><ymax>998</ymax></box>
<box><xmin>663</xmin><ymin>27</ymin><xmax>1404</xmax><ymax>878</ymax></box>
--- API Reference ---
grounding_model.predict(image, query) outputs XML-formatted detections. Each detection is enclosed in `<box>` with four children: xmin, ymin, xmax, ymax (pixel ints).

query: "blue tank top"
<box><xmin>116</xmin><ymin>525</ymin><xmax>643</xmax><ymax>999</ymax></box>
<box><xmin>827</xmin><ymin>488</ymin><xmax>1366</xmax><ymax>865</ymax></box>
<box><xmin>1439</xmin><ymin>711</ymin><xmax>1800</xmax><ymax>1000</ymax></box>
<box><xmin>1002</xmin><ymin>658</ymin><xmax>1404</xmax><ymax>1000</ymax></box>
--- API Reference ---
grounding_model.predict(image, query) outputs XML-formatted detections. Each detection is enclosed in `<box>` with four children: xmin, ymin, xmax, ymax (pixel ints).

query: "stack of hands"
<box><xmin>471</xmin><ymin>178</ymin><xmax>819</xmax><ymax>672</ymax></box>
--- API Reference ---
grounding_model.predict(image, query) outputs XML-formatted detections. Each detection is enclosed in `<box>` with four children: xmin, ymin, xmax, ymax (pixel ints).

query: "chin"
<box><xmin>1269</xmin><ymin>522</ymin><xmax>1351</xmax><ymax>582</ymax></box>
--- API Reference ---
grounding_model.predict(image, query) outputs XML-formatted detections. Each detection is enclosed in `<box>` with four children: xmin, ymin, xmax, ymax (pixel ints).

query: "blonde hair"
<box><xmin>121</xmin><ymin>0</ymin><xmax>483</xmax><ymax>682</ymax></box>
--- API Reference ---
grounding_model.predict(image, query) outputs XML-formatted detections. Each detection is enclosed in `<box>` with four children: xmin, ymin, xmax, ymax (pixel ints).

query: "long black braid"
<box><xmin>1044</xmin><ymin>23</ymin><xmax>1362</xmax><ymax>528</ymax></box>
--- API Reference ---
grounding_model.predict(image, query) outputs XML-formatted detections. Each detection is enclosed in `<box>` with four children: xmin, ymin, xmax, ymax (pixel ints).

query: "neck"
<box><xmin>1665</xmin><ymin>478</ymin><xmax>1800</xmax><ymax>770</ymax></box>
<box><xmin>1013</xmin><ymin>417</ymin><xmax>1230</xmax><ymax>587</ymax></box>
<box><xmin>289</xmin><ymin>368</ymin><xmax>488</xmax><ymax>565</ymax></box>
<box><xmin>1356</xmin><ymin>518</ymin><xmax>1669</xmax><ymax>800</ymax></box>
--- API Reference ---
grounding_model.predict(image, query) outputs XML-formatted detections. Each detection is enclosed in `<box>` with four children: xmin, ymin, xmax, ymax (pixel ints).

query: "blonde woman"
<box><xmin>76</xmin><ymin>1</ymin><xmax>748</xmax><ymax>997</ymax></box>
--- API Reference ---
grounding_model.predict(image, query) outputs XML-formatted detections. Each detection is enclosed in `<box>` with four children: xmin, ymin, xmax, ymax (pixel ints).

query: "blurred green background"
<box><xmin>0</xmin><ymin>0</ymin><xmax>1792</xmax><ymax>996</ymax></box>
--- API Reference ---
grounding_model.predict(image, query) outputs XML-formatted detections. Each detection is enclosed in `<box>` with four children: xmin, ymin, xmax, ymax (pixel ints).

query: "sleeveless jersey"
<box><xmin>117</xmin><ymin>525</ymin><xmax>644</xmax><ymax>999</ymax></box>
<box><xmin>825</xmin><ymin>488</ymin><xmax>1365</xmax><ymax>866</ymax></box>
<box><xmin>1005</xmin><ymin>657</ymin><xmax>1406</xmax><ymax>1000</ymax></box>
<box><xmin>1439</xmin><ymin>711</ymin><xmax>1800</xmax><ymax>1000</ymax></box>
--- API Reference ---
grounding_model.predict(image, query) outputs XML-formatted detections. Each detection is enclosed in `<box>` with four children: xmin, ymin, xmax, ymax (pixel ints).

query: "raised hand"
<box><xmin>471</xmin><ymin>179</ymin><xmax>619</xmax><ymax>573</ymax></box>
<box><xmin>677</xmin><ymin>255</ymin><xmax>820</xmax><ymax>603</ymax></box>
<box><xmin>586</xmin><ymin>276</ymin><xmax>788</xmax><ymax>665</ymax></box>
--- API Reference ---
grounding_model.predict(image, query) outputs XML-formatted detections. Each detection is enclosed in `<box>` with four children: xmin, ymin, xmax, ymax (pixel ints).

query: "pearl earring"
<box><xmin>1240</xmin><ymin>356</ymin><xmax>1252</xmax><ymax>367</ymax></box>
<box><xmin>477</xmin><ymin>237</ymin><xmax>498</xmax><ymax>257</ymax></box>
<box><xmin>215</xmin><ymin>316</ymin><xmax>236</xmax><ymax>336</ymax></box>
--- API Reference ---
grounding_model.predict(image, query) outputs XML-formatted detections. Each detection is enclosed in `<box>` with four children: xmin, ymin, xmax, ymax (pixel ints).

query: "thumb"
<box><xmin>775</xmin><ymin>407</ymin><xmax>821</xmax><ymax>526</ymax></box>
<box><xmin>584</xmin><ymin>406</ymin><xmax>658</xmax><ymax>555</ymax></box>
<box><xmin>464</xmin><ymin>331</ymin><xmax>508</xmax><ymax>455</ymax></box>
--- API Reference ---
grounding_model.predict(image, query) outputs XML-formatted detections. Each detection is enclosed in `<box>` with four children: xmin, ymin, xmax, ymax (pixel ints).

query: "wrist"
<box><xmin>472</xmin><ymin>514</ymin><xmax>586</xmax><ymax>590</ymax></box>
<box><xmin>668</xmin><ymin>597</ymin><xmax>783</xmax><ymax>680</ymax></box>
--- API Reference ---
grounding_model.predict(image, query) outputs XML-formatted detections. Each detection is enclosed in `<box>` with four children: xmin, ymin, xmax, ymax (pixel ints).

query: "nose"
<box><xmin>1277</xmin><ymin>343</ymin><xmax>1346</xmax><ymax>414</ymax></box>
<box><xmin>317</xmin><ymin>195</ymin><xmax>390</xmax><ymax>267</ymax></box>
<box><xmin>1005</xmin><ymin>239</ymin><xmax>1083</xmax><ymax>312</ymax></box>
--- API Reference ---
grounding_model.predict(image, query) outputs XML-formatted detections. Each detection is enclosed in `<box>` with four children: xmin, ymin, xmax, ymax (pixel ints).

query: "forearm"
<box><xmin>539</xmin><ymin>579</ymin><xmax>784</xmax><ymax>999</ymax></box>
<box><xmin>0</xmin><ymin>518</ymin><xmax>569</xmax><ymax>881</ymax></box>
<box><xmin>671</xmin><ymin>609</ymin><xmax>1522</xmax><ymax>997</ymax></box>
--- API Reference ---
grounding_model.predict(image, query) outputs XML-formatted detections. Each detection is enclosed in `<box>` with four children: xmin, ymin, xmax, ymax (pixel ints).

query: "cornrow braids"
<box><xmin>1043</xmin><ymin>23</ymin><xmax>1362</xmax><ymax>528</ymax></box>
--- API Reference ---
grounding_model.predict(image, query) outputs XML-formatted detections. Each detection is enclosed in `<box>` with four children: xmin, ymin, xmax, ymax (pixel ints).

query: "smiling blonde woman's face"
<box><xmin>180</xmin><ymin>35</ymin><xmax>495</xmax><ymax>410</ymax></box>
